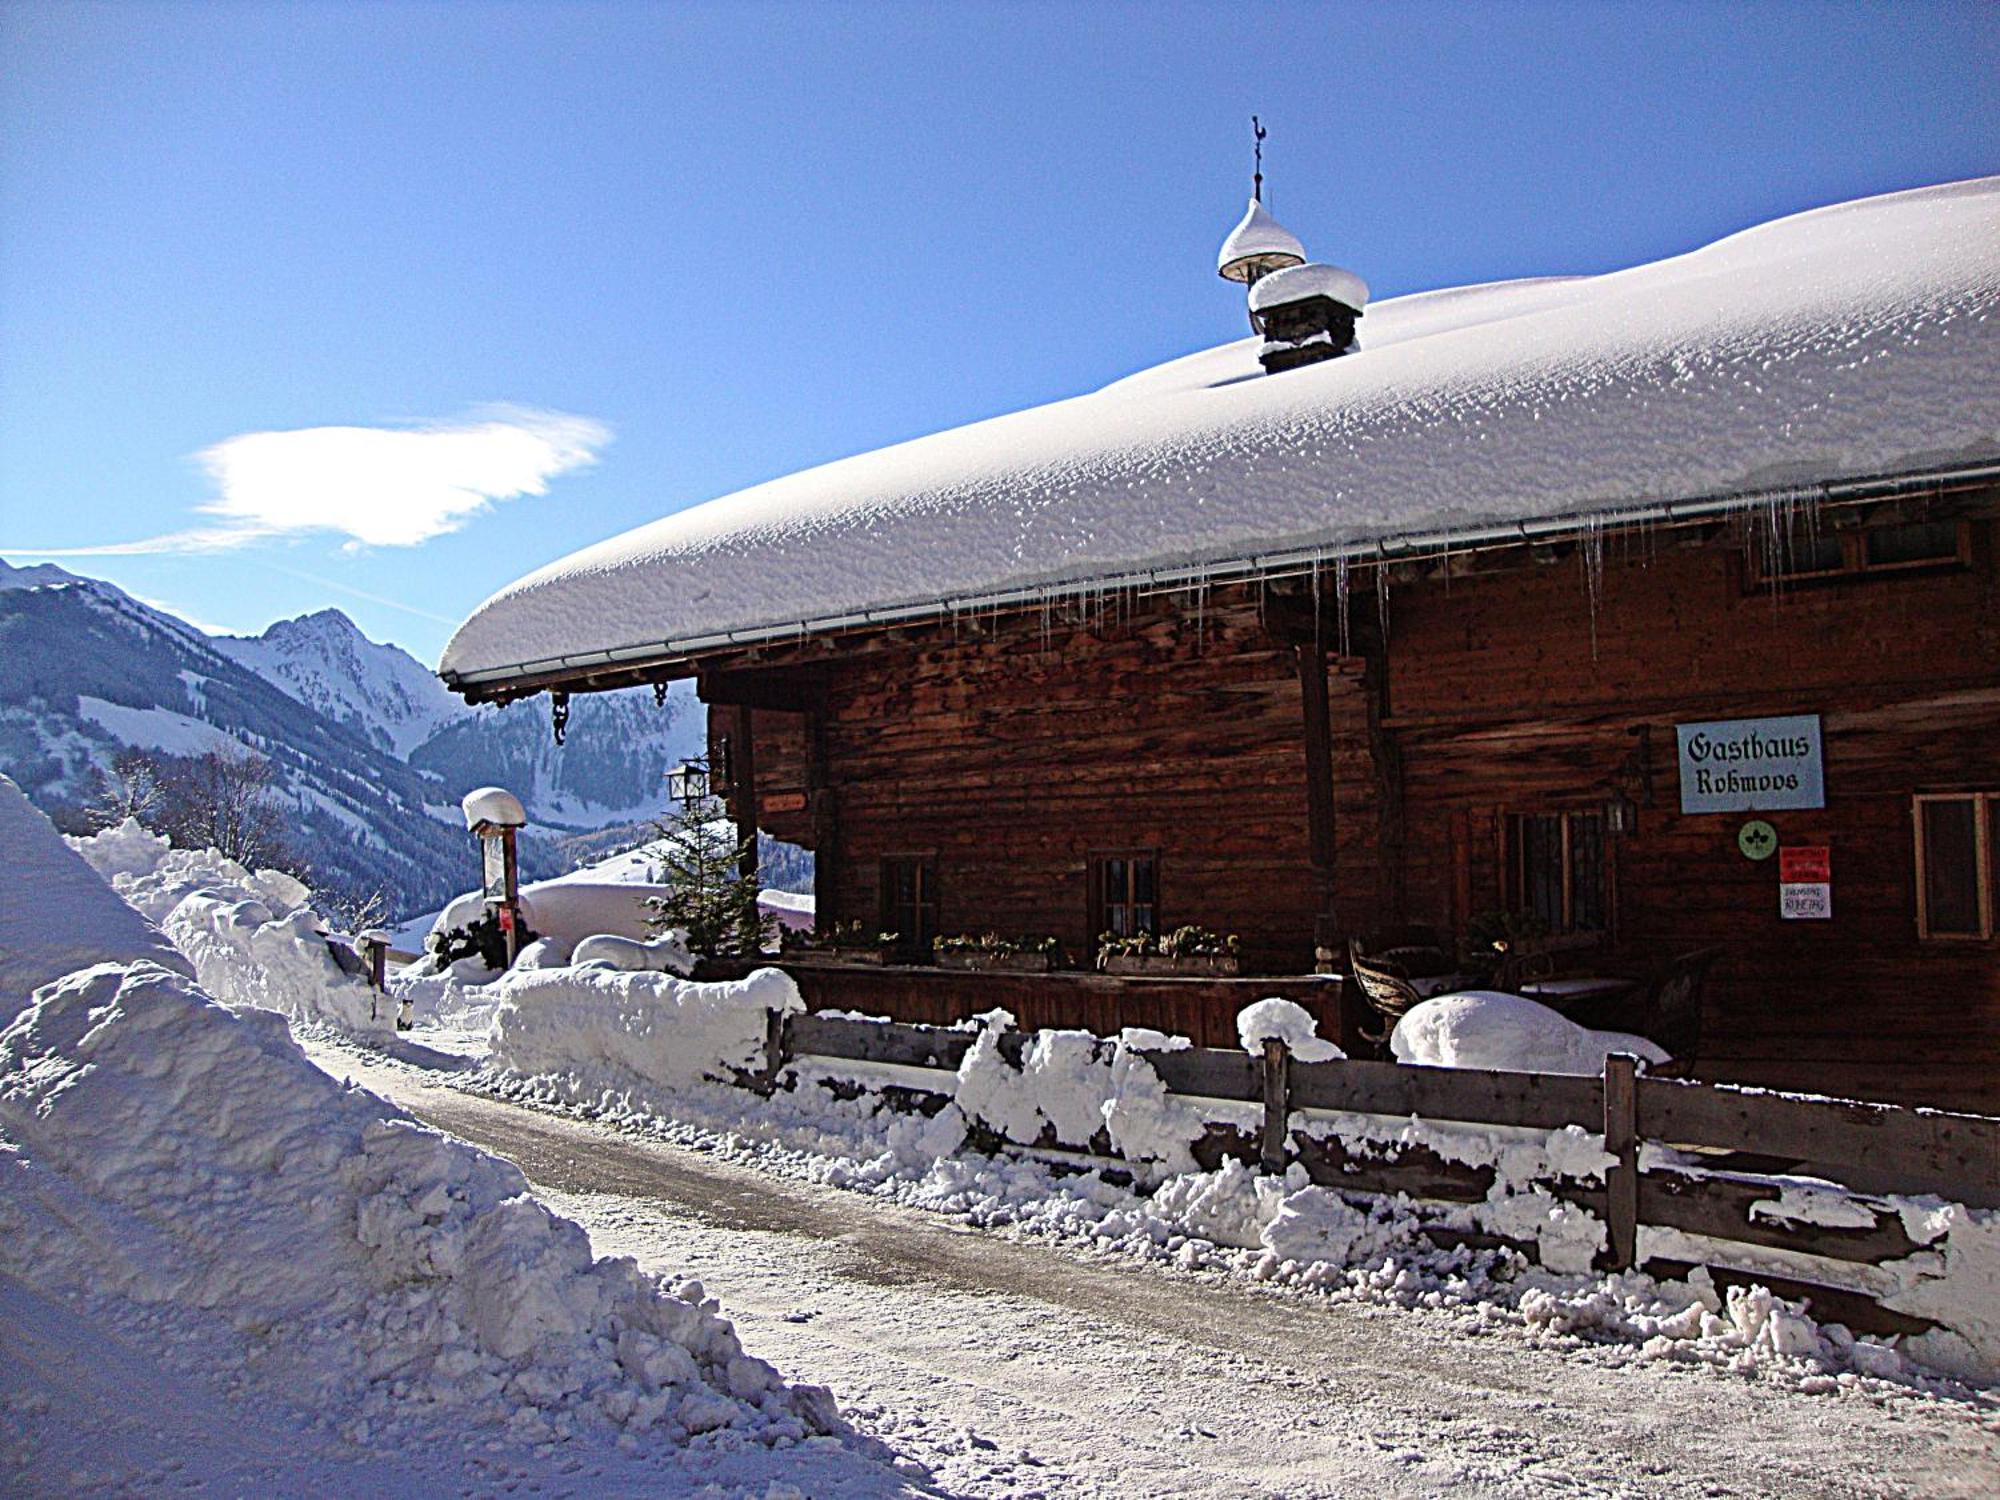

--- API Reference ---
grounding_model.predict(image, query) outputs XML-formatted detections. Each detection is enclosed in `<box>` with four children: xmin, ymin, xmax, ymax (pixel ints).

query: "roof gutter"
<box><xmin>441</xmin><ymin>459</ymin><xmax>2000</xmax><ymax>695</ymax></box>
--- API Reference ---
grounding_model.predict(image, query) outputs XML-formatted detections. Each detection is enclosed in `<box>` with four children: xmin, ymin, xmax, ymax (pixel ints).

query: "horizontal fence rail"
<box><xmin>767</xmin><ymin>1010</ymin><xmax>2000</xmax><ymax>1338</ymax></box>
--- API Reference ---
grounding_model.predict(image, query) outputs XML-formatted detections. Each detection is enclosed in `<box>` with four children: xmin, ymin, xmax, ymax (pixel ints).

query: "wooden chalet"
<box><xmin>442</xmin><ymin>178</ymin><xmax>2000</xmax><ymax>1113</ymax></box>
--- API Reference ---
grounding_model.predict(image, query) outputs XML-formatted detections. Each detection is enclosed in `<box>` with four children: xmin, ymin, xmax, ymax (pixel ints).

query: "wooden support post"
<box><xmin>1295</xmin><ymin>642</ymin><xmax>1338</xmax><ymax>948</ymax></box>
<box><xmin>1603</xmin><ymin>1052</ymin><xmax>1640</xmax><ymax>1271</ymax></box>
<box><xmin>807</xmin><ymin>709</ymin><xmax>839</xmax><ymax>930</ymax></box>
<box><xmin>1361</xmin><ymin>647</ymin><xmax>1406</xmax><ymax>925</ymax></box>
<box><xmin>1260</xmin><ymin>1038</ymin><xmax>1293</xmax><ymax>1175</ymax></box>
<box><xmin>732</xmin><ymin>702</ymin><xmax>759</xmax><ymax>882</ymax></box>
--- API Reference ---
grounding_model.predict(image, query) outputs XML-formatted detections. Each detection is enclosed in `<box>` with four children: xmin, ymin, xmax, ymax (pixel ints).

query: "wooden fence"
<box><xmin>765</xmin><ymin>1012</ymin><xmax>2000</xmax><ymax>1339</ymax></box>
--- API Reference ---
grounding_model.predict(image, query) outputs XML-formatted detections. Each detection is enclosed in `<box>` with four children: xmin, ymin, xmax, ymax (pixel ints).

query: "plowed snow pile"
<box><xmin>0</xmin><ymin>779</ymin><xmax>883</xmax><ymax>1496</ymax></box>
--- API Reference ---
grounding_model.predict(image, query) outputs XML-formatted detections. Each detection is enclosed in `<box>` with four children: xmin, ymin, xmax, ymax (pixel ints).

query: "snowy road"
<box><xmin>321</xmin><ymin>1049</ymin><xmax>1999</xmax><ymax>1500</ymax></box>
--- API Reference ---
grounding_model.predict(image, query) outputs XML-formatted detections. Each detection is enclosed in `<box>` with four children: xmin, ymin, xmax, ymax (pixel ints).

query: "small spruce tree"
<box><xmin>644</xmin><ymin>797</ymin><xmax>774</xmax><ymax>959</ymax></box>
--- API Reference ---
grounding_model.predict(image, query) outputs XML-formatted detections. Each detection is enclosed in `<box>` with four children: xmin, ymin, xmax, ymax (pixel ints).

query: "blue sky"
<box><xmin>3</xmin><ymin>1</ymin><xmax>1995</xmax><ymax>665</ymax></box>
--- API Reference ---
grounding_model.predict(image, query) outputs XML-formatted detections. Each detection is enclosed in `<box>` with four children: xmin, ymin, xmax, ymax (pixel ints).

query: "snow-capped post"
<box><xmin>1602</xmin><ymin>1052</ymin><xmax>1640</xmax><ymax>1271</ymax></box>
<box><xmin>1259</xmin><ymin>1037</ymin><xmax>1292</xmax><ymax>1175</ymax></box>
<box><xmin>357</xmin><ymin>928</ymin><xmax>390</xmax><ymax>992</ymax></box>
<box><xmin>461</xmin><ymin>786</ymin><xmax>528</xmax><ymax>968</ymax></box>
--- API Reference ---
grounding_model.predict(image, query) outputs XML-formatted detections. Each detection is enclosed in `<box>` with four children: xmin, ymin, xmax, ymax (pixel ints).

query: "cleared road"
<box><xmin>326</xmin><ymin>1048</ymin><xmax>1999</xmax><ymax>1500</ymax></box>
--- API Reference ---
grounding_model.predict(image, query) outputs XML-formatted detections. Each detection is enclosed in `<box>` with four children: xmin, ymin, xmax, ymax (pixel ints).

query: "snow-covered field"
<box><xmin>7</xmin><ymin>777</ymin><xmax>1999</xmax><ymax>1496</ymax></box>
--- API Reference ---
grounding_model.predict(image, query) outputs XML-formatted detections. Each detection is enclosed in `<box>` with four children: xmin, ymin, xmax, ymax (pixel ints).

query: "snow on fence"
<box><xmin>767</xmin><ymin>1011</ymin><xmax>1999</xmax><ymax>1350</ymax></box>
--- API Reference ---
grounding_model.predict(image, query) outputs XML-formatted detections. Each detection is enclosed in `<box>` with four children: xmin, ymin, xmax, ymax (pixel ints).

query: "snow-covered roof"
<box><xmin>1216</xmin><ymin>196</ymin><xmax>1308</xmax><ymax>280</ymax></box>
<box><xmin>1249</xmin><ymin>261</ymin><xmax>1369</xmax><ymax>314</ymax></box>
<box><xmin>442</xmin><ymin>178</ymin><xmax>2000</xmax><ymax>691</ymax></box>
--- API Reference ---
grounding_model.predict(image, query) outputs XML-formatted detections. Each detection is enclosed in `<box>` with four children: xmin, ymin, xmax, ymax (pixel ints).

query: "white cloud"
<box><xmin>13</xmin><ymin>407</ymin><xmax>610</xmax><ymax>556</ymax></box>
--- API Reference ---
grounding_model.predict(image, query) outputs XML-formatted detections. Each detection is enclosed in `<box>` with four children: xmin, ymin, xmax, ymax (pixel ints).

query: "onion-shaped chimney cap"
<box><xmin>1217</xmin><ymin>196</ymin><xmax>1306</xmax><ymax>282</ymax></box>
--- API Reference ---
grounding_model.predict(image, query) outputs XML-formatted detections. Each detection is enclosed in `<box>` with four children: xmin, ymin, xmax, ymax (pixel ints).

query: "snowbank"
<box><xmin>489</xmin><ymin>965</ymin><xmax>804</xmax><ymax>1097</ymax></box>
<box><xmin>66</xmin><ymin>814</ymin><xmax>390</xmax><ymax>1035</ymax></box>
<box><xmin>0</xmin><ymin>791</ymin><xmax>854</xmax><ymax>1482</ymax></box>
<box><xmin>0</xmin><ymin>781</ymin><xmax>189</xmax><ymax>1016</ymax></box>
<box><xmin>1391</xmin><ymin>991</ymin><xmax>1670</xmax><ymax>1075</ymax></box>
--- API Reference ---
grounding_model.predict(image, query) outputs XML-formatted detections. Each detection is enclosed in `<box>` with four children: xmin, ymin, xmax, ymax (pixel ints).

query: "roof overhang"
<box><xmin>442</xmin><ymin>458</ymin><xmax>2000</xmax><ymax>704</ymax></box>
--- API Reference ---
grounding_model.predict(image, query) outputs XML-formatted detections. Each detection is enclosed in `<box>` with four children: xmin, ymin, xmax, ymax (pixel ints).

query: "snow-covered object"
<box><xmin>0</xmin><ymin>970</ymin><xmax>840</xmax><ymax>1465</ymax></box>
<box><xmin>572</xmin><ymin>930</ymin><xmax>695</xmax><ymax>976</ymax></box>
<box><xmin>1248</xmin><ymin>260</ymin><xmax>1369</xmax><ymax>313</ymax></box>
<box><xmin>1</xmin><ymin>785</ymin><xmax>191</xmax><ymax>1014</ymax></box>
<box><xmin>489</xmin><ymin>965</ymin><xmax>804</xmax><ymax>1093</ymax></box>
<box><xmin>1235</xmin><ymin>996</ymin><xmax>1346</xmax><ymax>1062</ymax></box>
<box><xmin>461</xmin><ymin>785</ymin><xmax>527</xmax><ymax>829</ymax></box>
<box><xmin>431</xmin><ymin>878</ymin><xmax>658</xmax><ymax>949</ymax></box>
<box><xmin>63</xmin><ymin>812</ymin><xmax>391</xmax><ymax>1034</ymax></box>
<box><xmin>1391</xmin><ymin>991</ymin><xmax>1670</xmax><ymax>1075</ymax></box>
<box><xmin>442</xmin><ymin>178</ymin><xmax>2000</xmax><ymax>688</ymax></box>
<box><xmin>1216</xmin><ymin>195</ymin><xmax>1307</xmax><ymax>279</ymax></box>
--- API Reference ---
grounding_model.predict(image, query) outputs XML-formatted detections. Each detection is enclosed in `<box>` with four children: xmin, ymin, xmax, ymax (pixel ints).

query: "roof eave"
<box><xmin>441</xmin><ymin>457</ymin><xmax>2000</xmax><ymax>702</ymax></box>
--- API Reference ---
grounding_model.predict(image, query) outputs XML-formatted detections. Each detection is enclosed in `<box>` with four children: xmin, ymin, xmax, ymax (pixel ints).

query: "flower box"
<box><xmin>936</xmin><ymin>950</ymin><xmax>1057</xmax><ymax>974</ymax></box>
<box><xmin>1102</xmin><ymin>953</ymin><xmax>1241</xmax><ymax>978</ymax></box>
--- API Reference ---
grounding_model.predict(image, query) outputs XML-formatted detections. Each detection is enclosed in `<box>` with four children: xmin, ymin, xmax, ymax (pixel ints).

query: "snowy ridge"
<box><xmin>443</xmin><ymin>177</ymin><xmax>2000</xmax><ymax>684</ymax></box>
<box><xmin>215</xmin><ymin>608</ymin><xmax>464</xmax><ymax>757</ymax></box>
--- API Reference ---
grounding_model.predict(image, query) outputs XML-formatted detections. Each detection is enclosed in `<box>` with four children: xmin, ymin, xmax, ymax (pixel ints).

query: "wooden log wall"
<box><xmin>1381</xmin><ymin>504</ymin><xmax>2000</xmax><ymax>1114</ymax></box>
<box><xmin>702</xmin><ymin>492</ymin><xmax>2000</xmax><ymax>1113</ymax></box>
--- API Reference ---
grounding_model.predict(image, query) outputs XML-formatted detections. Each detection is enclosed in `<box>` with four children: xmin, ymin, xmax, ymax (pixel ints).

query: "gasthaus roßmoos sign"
<box><xmin>1676</xmin><ymin>714</ymin><xmax>1825</xmax><ymax>813</ymax></box>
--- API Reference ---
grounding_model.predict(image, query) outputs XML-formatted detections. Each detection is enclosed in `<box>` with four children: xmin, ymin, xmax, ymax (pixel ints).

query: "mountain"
<box><xmin>214</xmin><ymin>609</ymin><xmax>462</xmax><ymax>757</ymax></box>
<box><xmin>217</xmin><ymin>605</ymin><xmax>708</xmax><ymax>830</ymax></box>
<box><xmin>0</xmin><ymin>560</ymin><xmax>707</xmax><ymax>918</ymax></box>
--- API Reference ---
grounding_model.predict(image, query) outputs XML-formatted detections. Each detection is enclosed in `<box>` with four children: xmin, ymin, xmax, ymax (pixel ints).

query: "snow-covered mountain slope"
<box><xmin>0</xmin><ymin>567</ymin><xmax>476</xmax><ymax>916</ymax></box>
<box><xmin>0</xmin><ymin>560</ymin><xmax>709</xmax><ymax>912</ymax></box>
<box><xmin>215</xmin><ymin>598</ymin><xmax>707</xmax><ymax>827</ymax></box>
<box><xmin>215</xmin><ymin>609</ymin><xmax>463</xmax><ymax>757</ymax></box>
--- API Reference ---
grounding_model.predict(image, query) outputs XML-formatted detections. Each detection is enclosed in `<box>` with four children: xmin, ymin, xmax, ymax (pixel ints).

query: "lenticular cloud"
<box><xmin>195</xmin><ymin>406</ymin><xmax>611</xmax><ymax>548</ymax></box>
<box><xmin>16</xmin><ymin>407</ymin><xmax>611</xmax><ymax>556</ymax></box>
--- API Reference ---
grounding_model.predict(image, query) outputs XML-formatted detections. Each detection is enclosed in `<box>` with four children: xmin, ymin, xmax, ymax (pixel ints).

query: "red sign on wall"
<box><xmin>1779</xmin><ymin>846</ymin><xmax>1831</xmax><ymax>883</ymax></box>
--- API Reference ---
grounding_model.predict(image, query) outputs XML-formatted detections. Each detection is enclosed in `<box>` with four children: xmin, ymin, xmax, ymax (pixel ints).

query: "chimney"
<box><xmin>1247</xmin><ymin>262</ymin><xmax>1370</xmax><ymax>373</ymax></box>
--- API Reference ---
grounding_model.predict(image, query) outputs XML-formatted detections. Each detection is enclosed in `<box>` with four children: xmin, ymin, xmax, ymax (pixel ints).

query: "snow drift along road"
<box><xmin>0</xmin><ymin>775</ymin><xmax>857</xmax><ymax>1482</ymax></box>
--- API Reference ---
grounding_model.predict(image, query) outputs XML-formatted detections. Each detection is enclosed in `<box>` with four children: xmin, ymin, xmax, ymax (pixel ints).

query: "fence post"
<box><xmin>1260</xmin><ymin>1038</ymin><xmax>1292</xmax><ymax>1174</ymax></box>
<box><xmin>1603</xmin><ymin>1052</ymin><xmax>1639</xmax><ymax>1271</ymax></box>
<box><xmin>761</xmin><ymin>1008</ymin><xmax>792</xmax><ymax>1093</ymax></box>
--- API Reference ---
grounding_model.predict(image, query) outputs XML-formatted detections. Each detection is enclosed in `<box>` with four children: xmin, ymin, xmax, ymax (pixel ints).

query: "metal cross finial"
<box><xmin>1252</xmin><ymin>115</ymin><xmax>1266</xmax><ymax>202</ymax></box>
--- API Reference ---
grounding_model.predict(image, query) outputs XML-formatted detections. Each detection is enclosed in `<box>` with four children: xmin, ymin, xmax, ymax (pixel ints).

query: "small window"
<box><xmin>1752</xmin><ymin>520</ymin><xmax>1968</xmax><ymax>585</ymax></box>
<box><xmin>1092</xmin><ymin>852</ymin><xmax>1158</xmax><ymax>938</ymax></box>
<box><xmin>1506</xmin><ymin>811</ymin><xmax>1608</xmax><ymax>934</ymax></box>
<box><xmin>880</xmin><ymin>856</ymin><xmax>938</xmax><ymax>958</ymax></box>
<box><xmin>1915</xmin><ymin>794</ymin><xmax>1995</xmax><ymax>941</ymax></box>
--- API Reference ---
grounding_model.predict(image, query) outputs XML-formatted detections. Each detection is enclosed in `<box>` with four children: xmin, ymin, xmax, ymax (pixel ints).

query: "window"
<box><xmin>1914</xmin><ymin>794</ymin><xmax>1997</xmax><ymax>941</ymax></box>
<box><xmin>879</xmin><ymin>856</ymin><xmax>938</xmax><ymax>958</ymax></box>
<box><xmin>1753</xmin><ymin>520</ymin><xmax>1968</xmax><ymax>584</ymax></box>
<box><xmin>1505</xmin><ymin>811</ymin><xmax>1608</xmax><ymax>934</ymax></box>
<box><xmin>1092</xmin><ymin>852</ymin><xmax>1158</xmax><ymax>938</ymax></box>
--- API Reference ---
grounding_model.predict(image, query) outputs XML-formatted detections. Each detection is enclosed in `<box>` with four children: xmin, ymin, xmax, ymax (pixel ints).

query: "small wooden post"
<box><xmin>1603</xmin><ymin>1052</ymin><xmax>1640</xmax><ymax>1271</ymax></box>
<box><xmin>762</xmin><ymin>1008</ymin><xmax>791</xmax><ymax>1093</ymax></box>
<box><xmin>1260</xmin><ymin>1038</ymin><xmax>1292</xmax><ymax>1175</ymax></box>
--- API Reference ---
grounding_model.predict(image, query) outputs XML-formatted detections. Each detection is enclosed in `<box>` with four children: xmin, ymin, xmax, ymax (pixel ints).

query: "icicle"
<box><xmin>1580</xmin><ymin>513</ymin><xmax>1606</xmax><ymax>661</ymax></box>
<box><xmin>1334</xmin><ymin>554</ymin><xmax>1352</xmax><ymax>657</ymax></box>
<box><xmin>1374</xmin><ymin>561</ymin><xmax>1390</xmax><ymax>648</ymax></box>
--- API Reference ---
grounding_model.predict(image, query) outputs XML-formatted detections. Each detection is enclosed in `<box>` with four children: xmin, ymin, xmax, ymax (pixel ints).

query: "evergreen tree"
<box><xmin>644</xmin><ymin>797</ymin><xmax>774</xmax><ymax>959</ymax></box>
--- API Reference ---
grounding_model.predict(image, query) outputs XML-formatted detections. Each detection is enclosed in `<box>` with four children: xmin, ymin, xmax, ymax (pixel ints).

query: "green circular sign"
<box><xmin>1738</xmin><ymin>819</ymin><xmax>1778</xmax><ymax>861</ymax></box>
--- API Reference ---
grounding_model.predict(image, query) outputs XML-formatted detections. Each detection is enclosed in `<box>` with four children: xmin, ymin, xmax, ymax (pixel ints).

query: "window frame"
<box><xmin>1502</xmin><ymin>809</ymin><xmax>1614</xmax><ymax>937</ymax></box>
<box><xmin>878</xmin><ymin>854</ymin><xmax>939</xmax><ymax>960</ymax></box>
<box><xmin>1090</xmin><ymin>849</ymin><xmax>1160</xmax><ymax>940</ymax></box>
<box><xmin>1913</xmin><ymin>793</ymin><xmax>1996</xmax><ymax>942</ymax></box>
<box><xmin>1747</xmin><ymin>519</ymin><xmax>1971</xmax><ymax>588</ymax></box>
